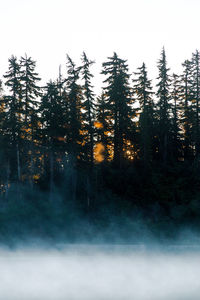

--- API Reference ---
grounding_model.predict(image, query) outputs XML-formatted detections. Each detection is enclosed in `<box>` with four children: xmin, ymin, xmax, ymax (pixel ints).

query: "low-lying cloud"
<box><xmin>0</xmin><ymin>245</ymin><xmax>199</xmax><ymax>300</ymax></box>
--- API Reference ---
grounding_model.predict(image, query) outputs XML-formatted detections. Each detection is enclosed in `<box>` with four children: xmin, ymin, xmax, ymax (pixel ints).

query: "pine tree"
<box><xmin>191</xmin><ymin>50</ymin><xmax>200</xmax><ymax>160</ymax></box>
<box><xmin>0</xmin><ymin>80</ymin><xmax>10</xmax><ymax>196</ymax></box>
<box><xmin>170</xmin><ymin>73</ymin><xmax>182</xmax><ymax>161</ymax></box>
<box><xmin>101</xmin><ymin>52</ymin><xmax>134</xmax><ymax>166</ymax></box>
<box><xmin>65</xmin><ymin>55</ymin><xmax>83</xmax><ymax>202</ymax></box>
<box><xmin>3</xmin><ymin>56</ymin><xmax>22</xmax><ymax>182</ymax></box>
<box><xmin>156</xmin><ymin>48</ymin><xmax>171</xmax><ymax>164</ymax></box>
<box><xmin>81</xmin><ymin>52</ymin><xmax>95</xmax><ymax>166</ymax></box>
<box><xmin>65</xmin><ymin>55</ymin><xmax>83</xmax><ymax>160</ymax></box>
<box><xmin>19</xmin><ymin>54</ymin><xmax>41</xmax><ymax>186</ymax></box>
<box><xmin>40</xmin><ymin>80</ymin><xmax>65</xmax><ymax>197</ymax></box>
<box><xmin>180</xmin><ymin>59</ymin><xmax>194</xmax><ymax>160</ymax></box>
<box><xmin>20</xmin><ymin>54</ymin><xmax>41</xmax><ymax>124</ymax></box>
<box><xmin>133</xmin><ymin>62</ymin><xmax>154</xmax><ymax>166</ymax></box>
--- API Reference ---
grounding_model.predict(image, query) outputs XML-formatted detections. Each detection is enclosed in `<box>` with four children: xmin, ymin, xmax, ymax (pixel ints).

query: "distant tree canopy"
<box><xmin>1</xmin><ymin>48</ymin><xmax>200</xmax><ymax>230</ymax></box>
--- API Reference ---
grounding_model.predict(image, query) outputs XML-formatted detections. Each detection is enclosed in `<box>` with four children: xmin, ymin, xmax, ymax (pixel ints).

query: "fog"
<box><xmin>0</xmin><ymin>245</ymin><xmax>199</xmax><ymax>300</ymax></box>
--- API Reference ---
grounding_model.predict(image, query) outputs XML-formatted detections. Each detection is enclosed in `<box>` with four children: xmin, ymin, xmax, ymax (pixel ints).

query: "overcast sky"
<box><xmin>0</xmin><ymin>0</ymin><xmax>200</xmax><ymax>94</ymax></box>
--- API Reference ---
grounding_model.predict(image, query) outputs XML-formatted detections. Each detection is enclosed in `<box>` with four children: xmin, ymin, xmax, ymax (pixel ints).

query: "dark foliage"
<box><xmin>0</xmin><ymin>49</ymin><xmax>200</xmax><ymax>242</ymax></box>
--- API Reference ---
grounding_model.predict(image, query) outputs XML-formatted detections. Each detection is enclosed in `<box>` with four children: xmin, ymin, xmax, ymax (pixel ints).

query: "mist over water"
<box><xmin>0</xmin><ymin>245</ymin><xmax>199</xmax><ymax>300</ymax></box>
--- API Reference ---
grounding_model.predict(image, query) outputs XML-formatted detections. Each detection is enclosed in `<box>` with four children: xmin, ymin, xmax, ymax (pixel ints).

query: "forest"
<box><xmin>0</xmin><ymin>48</ymin><xmax>200</xmax><ymax>243</ymax></box>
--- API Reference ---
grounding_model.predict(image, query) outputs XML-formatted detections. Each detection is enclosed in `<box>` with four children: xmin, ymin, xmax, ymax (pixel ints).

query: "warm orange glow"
<box><xmin>33</xmin><ymin>174</ymin><xmax>40</xmax><ymax>180</ymax></box>
<box><xmin>57</xmin><ymin>136</ymin><xmax>66</xmax><ymax>141</ymax></box>
<box><xmin>0</xmin><ymin>101</ymin><xmax>5</xmax><ymax>113</ymax></box>
<box><xmin>94</xmin><ymin>142</ymin><xmax>105</xmax><ymax>163</ymax></box>
<box><xmin>104</xmin><ymin>131</ymin><xmax>110</xmax><ymax>136</ymax></box>
<box><xmin>124</xmin><ymin>139</ymin><xmax>136</xmax><ymax>160</ymax></box>
<box><xmin>23</xmin><ymin>128</ymin><xmax>31</xmax><ymax>133</ymax></box>
<box><xmin>94</xmin><ymin>121</ymin><xmax>103</xmax><ymax>129</ymax></box>
<box><xmin>79</xmin><ymin>129</ymin><xmax>88</xmax><ymax>135</ymax></box>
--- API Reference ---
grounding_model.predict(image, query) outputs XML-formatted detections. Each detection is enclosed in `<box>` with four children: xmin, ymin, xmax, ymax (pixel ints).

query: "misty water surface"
<box><xmin>0</xmin><ymin>244</ymin><xmax>199</xmax><ymax>300</ymax></box>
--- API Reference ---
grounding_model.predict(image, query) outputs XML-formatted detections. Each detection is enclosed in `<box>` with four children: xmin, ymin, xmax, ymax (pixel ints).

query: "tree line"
<box><xmin>0</xmin><ymin>48</ymin><xmax>200</xmax><ymax>212</ymax></box>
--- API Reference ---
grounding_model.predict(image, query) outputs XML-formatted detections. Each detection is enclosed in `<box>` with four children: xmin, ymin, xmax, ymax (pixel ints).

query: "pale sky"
<box><xmin>0</xmin><ymin>0</ymin><xmax>200</xmax><ymax>94</ymax></box>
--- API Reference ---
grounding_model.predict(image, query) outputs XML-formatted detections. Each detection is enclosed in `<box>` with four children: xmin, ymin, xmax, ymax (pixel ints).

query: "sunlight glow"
<box><xmin>94</xmin><ymin>142</ymin><xmax>105</xmax><ymax>163</ymax></box>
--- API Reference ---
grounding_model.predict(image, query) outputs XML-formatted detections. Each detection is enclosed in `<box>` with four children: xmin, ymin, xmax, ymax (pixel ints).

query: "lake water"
<box><xmin>0</xmin><ymin>244</ymin><xmax>199</xmax><ymax>300</ymax></box>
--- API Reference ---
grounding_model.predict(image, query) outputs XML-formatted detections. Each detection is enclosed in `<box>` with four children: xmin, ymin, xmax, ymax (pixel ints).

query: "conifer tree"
<box><xmin>0</xmin><ymin>80</ymin><xmax>9</xmax><ymax>195</ymax></box>
<box><xmin>133</xmin><ymin>63</ymin><xmax>154</xmax><ymax>166</ymax></box>
<box><xmin>40</xmin><ymin>80</ymin><xmax>65</xmax><ymax>197</ymax></box>
<box><xmin>191</xmin><ymin>50</ymin><xmax>200</xmax><ymax>160</ymax></box>
<box><xmin>3</xmin><ymin>56</ymin><xmax>22</xmax><ymax>182</ymax></box>
<box><xmin>65</xmin><ymin>55</ymin><xmax>83</xmax><ymax>160</ymax></box>
<box><xmin>65</xmin><ymin>55</ymin><xmax>83</xmax><ymax>202</ymax></box>
<box><xmin>180</xmin><ymin>59</ymin><xmax>194</xmax><ymax>160</ymax></box>
<box><xmin>81</xmin><ymin>52</ymin><xmax>95</xmax><ymax>165</ymax></box>
<box><xmin>101</xmin><ymin>52</ymin><xmax>134</xmax><ymax>166</ymax></box>
<box><xmin>20</xmin><ymin>54</ymin><xmax>41</xmax><ymax>124</ymax></box>
<box><xmin>170</xmin><ymin>73</ymin><xmax>182</xmax><ymax>161</ymax></box>
<box><xmin>95</xmin><ymin>93</ymin><xmax>111</xmax><ymax>162</ymax></box>
<box><xmin>156</xmin><ymin>48</ymin><xmax>171</xmax><ymax>164</ymax></box>
<box><xmin>19</xmin><ymin>54</ymin><xmax>41</xmax><ymax>186</ymax></box>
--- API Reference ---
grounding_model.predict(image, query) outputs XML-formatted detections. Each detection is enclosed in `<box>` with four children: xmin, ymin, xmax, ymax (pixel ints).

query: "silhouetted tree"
<box><xmin>133</xmin><ymin>62</ymin><xmax>154</xmax><ymax>167</ymax></box>
<box><xmin>170</xmin><ymin>73</ymin><xmax>182</xmax><ymax>161</ymax></box>
<box><xmin>156</xmin><ymin>48</ymin><xmax>171</xmax><ymax>164</ymax></box>
<box><xmin>40</xmin><ymin>80</ymin><xmax>66</xmax><ymax>197</ymax></box>
<box><xmin>19</xmin><ymin>54</ymin><xmax>41</xmax><ymax>186</ymax></box>
<box><xmin>0</xmin><ymin>80</ymin><xmax>10</xmax><ymax>196</ymax></box>
<box><xmin>65</xmin><ymin>55</ymin><xmax>83</xmax><ymax>159</ymax></box>
<box><xmin>81</xmin><ymin>52</ymin><xmax>95</xmax><ymax>166</ymax></box>
<box><xmin>191</xmin><ymin>50</ymin><xmax>200</xmax><ymax>161</ymax></box>
<box><xmin>3</xmin><ymin>56</ymin><xmax>22</xmax><ymax>182</ymax></box>
<box><xmin>102</xmin><ymin>52</ymin><xmax>134</xmax><ymax>166</ymax></box>
<box><xmin>65</xmin><ymin>55</ymin><xmax>83</xmax><ymax>201</ymax></box>
<box><xmin>181</xmin><ymin>59</ymin><xmax>194</xmax><ymax>160</ymax></box>
<box><xmin>95</xmin><ymin>93</ymin><xmax>111</xmax><ymax>162</ymax></box>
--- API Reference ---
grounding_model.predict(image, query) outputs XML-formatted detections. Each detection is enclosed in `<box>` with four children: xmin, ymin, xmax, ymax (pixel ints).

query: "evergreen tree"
<box><xmin>19</xmin><ymin>54</ymin><xmax>41</xmax><ymax>186</ymax></box>
<box><xmin>180</xmin><ymin>59</ymin><xmax>194</xmax><ymax>160</ymax></box>
<box><xmin>20</xmin><ymin>54</ymin><xmax>41</xmax><ymax>124</ymax></box>
<box><xmin>101</xmin><ymin>52</ymin><xmax>134</xmax><ymax>166</ymax></box>
<box><xmin>95</xmin><ymin>93</ymin><xmax>111</xmax><ymax>162</ymax></box>
<box><xmin>133</xmin><ymin>62</ymin><xmax>154</xmax><ymax>166</ymax></box>
<box><xmin>0</xmin><ymin>80</ymin><xmax>10</xmax><ymax>196</ymax></box>
<box><xmin>170</xmin><ymin>73</ymin><xmax>182</xmax><ymax>161</ymax></box>
<box><xmin>65</xmin><ymin>55</ymin><xmax>83</xmax><ymax>160</ymax></box>
<box><xmin>156</xmin><ymin>48</ymin><xmax>171</xmax><ymax>164</ymax></box>
<box><xmin>3</xmin><ymin>56</ymin><xmax>22</xmax><ymax>182</ymax></box>
<box><xmin>40</xmin><ymin>80</ymin><xmax>65</xmax><ymax>197</ymax></box>
<box><xmin>191</xmin><ymin>50</ymin><xmax>200</xmax><ymax>160</ymax></box>
<box><xmin>81</xmin><ymin>52</ymin><xmax>95</xmax><ymax>166</ymax></box>
<box><xmin>65</xmin><ymin>55</ymin><xmax>83</xmax><ymax>202</ymax></box>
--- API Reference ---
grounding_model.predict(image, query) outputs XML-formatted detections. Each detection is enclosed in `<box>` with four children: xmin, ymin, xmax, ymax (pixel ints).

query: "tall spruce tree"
<box><xmin>19</xmin><ymin>54</ymin><xmax>41</xmax><ymax>186</ymax></box>
<box><xmin>191</xmin><ymin>50</ymin><xmax>200</xmax><ymax>160</ymax></box>
<box><xmin>40</xmin><ymin>80</ymin><xmax>65</xmax><ymax>197</ymax></box>
<box><xmin>101</xmin><ymin>52</ymin><xmax>134</xmax><ymax>165</ymax></box>
<box><xmin>0</xmin><ymin>80</ymin><xmax>9</xmax><ymax>196</ymax></box>
<box><xmin>65</xmin><ymin>55</ymin><xmax>83</xmax><ymax>202</ymax></box>
<box><xmin>170</xmin><ymin>73</ymin><xmax>182</xmax><ymax>161</ymax></box>
<box><xmin>156</xmin><ymin>48</ymin><xmax>171</xmax><ymax>164</ymax></box>
<box><xmin>133</xmin><ymin>62</ymin><xmax>154</xmax><ymax>166</ymax></box>
<box><xmin>81</xmin><ymin>52</ymin><xmax>95</xmax><ymax>166</ymax></box>
<box><xmin>3</xmin><ymin>56</ymin><xmax>22</xmax><ymax>182</ymax></box>
<box><xmin>65</xmin><ymin>55</ymin><xmax>83</xmax><ymax>159</ymax></box>
<box><xmin>20</xmin><ymin>54</ymin><xmax>41</xmax><ymax>124</ymax></box>
<box><xmin>180</xmin><ymin>59</ymin><xmax>194</xmax><ymax>160</ymax></box>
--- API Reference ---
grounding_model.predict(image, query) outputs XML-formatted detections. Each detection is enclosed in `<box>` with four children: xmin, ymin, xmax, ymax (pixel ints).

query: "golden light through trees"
<box><xmin>94</xmin><ymin>121</ymin><xmax>104</xmax><ymax>129</ymax></box>
<box><xmin>94</xmin><ymin>143</ymin><xmax>105</xmax><ymax>163</ymax></box>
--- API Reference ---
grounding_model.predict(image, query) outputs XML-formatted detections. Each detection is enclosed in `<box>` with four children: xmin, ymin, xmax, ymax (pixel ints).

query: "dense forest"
<box><xmin>0</xmin><ymin>48</ymin><xmax>200</xmax><ymax>243</ymax></box>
